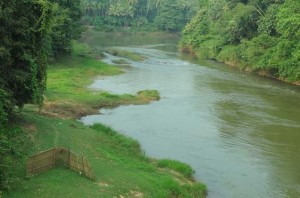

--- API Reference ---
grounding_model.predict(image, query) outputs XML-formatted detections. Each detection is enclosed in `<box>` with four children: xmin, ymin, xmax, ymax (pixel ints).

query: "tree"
<box><xmin>180</xmin><ymin>0</ymin><xmax>299</xmax><ymax>82</ymax></box>
<box><xmin>0</xmin><ymin>0</ymin><xmax>54</xmax><ymax>110</ymax></box>
<box><xmin>49</xmin><ymin>0</ymin><xmax>82</xmax><ymax>57</ymax></box>
<box><xmin>154</xmin><ymin>0</ymin><xmax>184</xmax><ymax>32</ymax></box>
<box><xmin>0</xmin><ymin>0</ymin><xmax>56</xmax><ymax>189</ymax></box>
<box><xmin>80</xmin><ymin>0</ymin><xmax>199</xmax><ymax>31</ymax></box>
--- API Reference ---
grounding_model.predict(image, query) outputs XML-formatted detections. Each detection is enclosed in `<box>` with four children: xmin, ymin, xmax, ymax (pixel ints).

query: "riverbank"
<box><xmin>2</xmin><ymin>41</ymin><xmax>206</xmax><ymax>197</ymax></box>
<box><xmin>179</xmin><ymin>45</ymin><xmax>300</xmax><ymax>86</ymax></box>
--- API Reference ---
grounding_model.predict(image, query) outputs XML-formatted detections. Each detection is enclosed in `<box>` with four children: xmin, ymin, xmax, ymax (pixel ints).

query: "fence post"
<box><xmin>68</xmin><ymin>150</ymin><xmax>71</xmax><ymax>167</ymax></box>
<box><xmin>53</xmin><ymin>148</ymin><xmax>56</xmax><ymax>167</ymax></box>
<box><xmin>82</xmin><ymin>155</ymin><xmax>84</xmax><ymax>176</ymax></box>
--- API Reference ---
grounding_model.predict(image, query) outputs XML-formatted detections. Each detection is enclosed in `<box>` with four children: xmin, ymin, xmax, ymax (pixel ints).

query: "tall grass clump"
<box><xmin>157</xmin><ymin>159</ymin><xmax>195</xmax><ymax>179</ymax></box>
<box><xmin>90</xmin><ymin>124</ymin><xmax>142</xmax><ymax>157</ymax></box>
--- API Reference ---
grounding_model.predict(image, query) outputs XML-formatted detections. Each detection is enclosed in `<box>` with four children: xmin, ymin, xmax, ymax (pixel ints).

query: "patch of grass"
<box><xmin>72</xmin><ymin>40</ymin><xmax>105</xmax><ymax>59</ymax></box>
<box><xmin>90</xmin><ymin>124</ymin><xmax>143</xmax><ymax>158</ymax></box>
<box><xmin>105</xmin><ymin>48</ymin><xmax>146</xmax><ymax>61</ymax></box>
<box><xmin>137</xmin><ymin>90</ymin><xmax>160</xmax><ymax>101</ymax></box>
<box><xmin>157</xmin><ymin>159</ymin><xmax>195</xmax><ymax>179</ymax></box>
<box><xmin>185</xmin><ymin>183</ymin><xmax>208</xmax><ymax>198</ymax></box>
<box><xmin>112</xmin><ymin>59</ymin><xmax>129</xmax><ymax>64</ymax></box>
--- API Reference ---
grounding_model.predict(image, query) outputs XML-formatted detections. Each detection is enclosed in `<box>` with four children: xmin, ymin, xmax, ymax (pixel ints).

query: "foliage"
<box><xmin>0</xmin><ymin>0</ymin><xmax>53</xmax><ymax>110</ymax></box>
<box><xmin>81</xmin><ymin>0</ymin><xmax>199</xmax><ymax>31</ymax></box>
<box><xmin>0</xmin><ymin>89</ymin><xmax>12</xmax><ymax>125</ymax></box>
<box><xmin>180</xmin><ymin>0</ymin><xmax>300</xmax><ymax>82</ymax></box>
<box><xmin>0</xmin><ymin>0</ymin><xmax>82</xmax><ymax>116</ymax></box>
<box><xmin>0</xmin><ymin>126</ymin><xmax>30</xmax><ymax>190</ymax></box>
<box><xmin>154</xmin><ymin>0</ymin><xmax>185</xmax><ymax>32</ymax></box>
<box><xmin>49</xmin><ymin>0</ymin><xmax>82</xmax><ymax>57</ymax></box>
<box><xmin>0</xmin><ymin>0</ymin><xmax>82</xmax><ymax>191</ymax></box>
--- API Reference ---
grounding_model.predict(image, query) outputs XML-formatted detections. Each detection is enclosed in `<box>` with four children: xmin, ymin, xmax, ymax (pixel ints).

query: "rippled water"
<box><xmin>80</xmin><ymin>32</ymin><xmax>300</xmax><ymax>198</ymax></box>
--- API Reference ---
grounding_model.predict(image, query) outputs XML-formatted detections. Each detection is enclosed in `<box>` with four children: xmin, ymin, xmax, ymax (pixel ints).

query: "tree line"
<box><xmin>180</xmin><ymin>0</ymin><xmax>300</xmax><ymax>83</ymax></box>
<box><xmin>81</xmin><ymin>0</ymin><xmax>199</xmax><ymax>32</ymax></box>
<box><xmin>0</xmin><ymin>0</ymin><xmax>81</xmax><ymax>189</ymax></box>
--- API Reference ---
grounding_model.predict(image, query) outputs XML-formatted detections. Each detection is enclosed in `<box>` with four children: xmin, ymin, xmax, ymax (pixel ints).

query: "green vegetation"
<box><xmin>180</xmin><ymin>0</ymin><xmax>300</xmax><ymax>84</ymax></box>
<box><xmin>0</xmin><ymin>0</ymin><xmax>82</xmax><ymax>189</ymax></box>
<box><xmin>105</xmin><ymin>48</ymin><xmax>146</xmax><ymax>61</ymax></box>
<box><xmin>44</xmin><ymin>42</ymin><xmax>159</xmax><ymax>118</ymax></box>
<box><xmin>112</xmin><ymin>59</ymin><xmax>130</xmax><ymax>64</ymax></box>
<box><xmin>49</xmin><ymin>0</ymin><xmax>82</xmax><ymax>57</ymax></box>
<box><xmin>2</xmin><ymin>115</ymin><xmax>206</xmax><ymax>198</ymax></box>
<box><xmin>157</xmin><ymin>159</ymin><xmax>195</xmax><ymax>179</ymax></box>
<box><xmin>81</xmin><ymin>0</ymin><xmax>200</xmax><ymax>32</ymax></box>
<box><xmin>1</xmin><ymin>41</ymin><xmax>206</xmax><ymax>197</ymax></box>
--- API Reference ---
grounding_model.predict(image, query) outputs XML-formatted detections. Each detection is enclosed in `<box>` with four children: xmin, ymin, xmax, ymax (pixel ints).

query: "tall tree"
<box><xmin>0</xmin><ymin>0</ymin><xmax>54</xmax><ymax>111</ymax></box>
<box><xmin>49</xmin><ymin>0</ymin><xmax>82</xmax><ymax>57</ymax></box>
<box><xmin>0</xmin><ymin>0</ymin><xmax>56</xmax><ymax>189</ymax></box>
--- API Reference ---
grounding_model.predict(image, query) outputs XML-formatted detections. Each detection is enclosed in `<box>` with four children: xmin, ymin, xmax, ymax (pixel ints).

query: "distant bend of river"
<box><xmin>80</xmin><ymin>32</ymin><xmax>300</xmax><ymax>198</ymax></box>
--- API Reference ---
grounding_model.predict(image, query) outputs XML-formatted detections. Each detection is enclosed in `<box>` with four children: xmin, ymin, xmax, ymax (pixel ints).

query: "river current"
<box><xmin>80</xmin><ymin>32</ymin><xmax>300</xmax><ymax>198</ymax></box>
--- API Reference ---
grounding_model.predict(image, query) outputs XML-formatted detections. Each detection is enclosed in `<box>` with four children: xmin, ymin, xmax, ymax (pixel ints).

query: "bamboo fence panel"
<box><xmin>27</xmin><ymin>148</ymin><xmax>55</xmax><ymax>176</ymax></box>
<box><xmin>26</xmin><ymin>147</ymin><xmax>95</xmax><ymax>180</ymax></box>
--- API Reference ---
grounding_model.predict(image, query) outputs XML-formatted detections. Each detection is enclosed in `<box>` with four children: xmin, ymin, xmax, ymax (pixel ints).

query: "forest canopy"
<box><xmin>81</xmin><ymin>0</ymin><xmax>200</xmax><ymax>32</ymax></box>
<box><xmin>180</xmin><ymin>0</ymin><xmax>300</xmax><ymax>82</ymax></box>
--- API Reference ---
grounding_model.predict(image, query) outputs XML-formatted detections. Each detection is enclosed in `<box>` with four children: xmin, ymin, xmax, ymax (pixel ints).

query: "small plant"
<box><xmin>137</xmin><ymin>90</ymin><xmax>160</xmax><ymax>101</ymax></box>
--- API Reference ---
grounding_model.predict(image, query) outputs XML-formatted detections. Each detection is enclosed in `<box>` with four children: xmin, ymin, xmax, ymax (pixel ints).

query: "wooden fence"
<box><xmin>27</xmin><ymin>147</ymin><xmax>95</xmax><ymax>180</ymax></box>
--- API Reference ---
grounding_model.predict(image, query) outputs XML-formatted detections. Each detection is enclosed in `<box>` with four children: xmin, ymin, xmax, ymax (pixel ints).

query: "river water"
<box><xmin>80</xmin><ymin>32</ymin><xmax>300</xmax><ymax>198</ymax></box>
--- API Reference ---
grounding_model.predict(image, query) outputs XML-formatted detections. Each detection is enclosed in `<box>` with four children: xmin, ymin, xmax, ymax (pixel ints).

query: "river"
<box><xmin>80</xmin><ymin>32</ymin><xmax>300</xmax><ymax>198</ymax></box>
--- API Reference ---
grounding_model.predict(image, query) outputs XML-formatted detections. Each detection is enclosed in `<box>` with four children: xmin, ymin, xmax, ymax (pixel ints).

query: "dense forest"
<box><xmin>180</xmin><ymin>0</ymin><xmax>300</xmax><ymax>83</ymax></box>
<box><xmin>81</xmin><ymin>0</ymin><xmax>199</xmax><ymax>32</ymax></box>
<box><xmin>0</xmin><ymin>0</ymin><xmax>82</xmax><ymax>189</ymax></box>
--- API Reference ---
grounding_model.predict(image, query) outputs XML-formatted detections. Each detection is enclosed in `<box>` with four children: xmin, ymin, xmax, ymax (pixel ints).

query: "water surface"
<box><xmin>81</xmin><ymin>32</ymin><xmax>300</xmax><ymax>198</ymax></box>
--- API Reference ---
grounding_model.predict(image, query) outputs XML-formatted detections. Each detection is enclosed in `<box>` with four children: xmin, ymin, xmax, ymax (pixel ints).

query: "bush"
<box><xmin>0</xmin><ymin>127</ymin><xmax>28</xmax><ymax>190</ymax></box>
<box><xmin>217</xmin><ymin>45</ymin><xmax>241</xmax><ymax>66</ymax></box>
<box><xmin>0</xmin><ymin>88</ymin><xmax>13</xmax><ymax>125</ymax></box>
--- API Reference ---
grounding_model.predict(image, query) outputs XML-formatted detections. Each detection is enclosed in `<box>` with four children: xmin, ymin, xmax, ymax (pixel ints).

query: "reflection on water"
<box><xmin>81</xmin><ymin>32</ymin><xmax>300</xmax><ymax>198</ymax></box>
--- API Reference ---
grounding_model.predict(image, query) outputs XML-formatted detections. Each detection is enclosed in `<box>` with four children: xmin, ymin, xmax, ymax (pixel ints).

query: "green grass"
<box><xmin>157</xmin><ymin>159</ymin><xmax>195</xmax><ymax>179</ymax></box>
<box><xmin>1</xmin><ymin>41</ymin><xmax>206</xmax><ymax>197</ymax></box>
<box><xmin>112</xmin><ymin>59</ymin><xmax>129</xmax><ymax>64</ymax></box>
<box><xmin>3</xmin><ymin>113</ymin><xmax>206</xmax><ymax>198</ymax></box>
<box><xmin>105</xmin><ymin>48</ymin><xmax>146</xmax><ymax>61</ymax></box>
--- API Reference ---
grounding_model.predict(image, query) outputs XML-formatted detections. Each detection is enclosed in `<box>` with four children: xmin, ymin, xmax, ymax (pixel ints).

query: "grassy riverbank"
<box><xmin>2</xmin><ymin>41</ymin><xmax>206</xmax><ymax>197</ymax></box>
<box><xmin>43</xmin><ymin>41</ymin><xmax>159</xmax><ymax>119</ymax></box>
